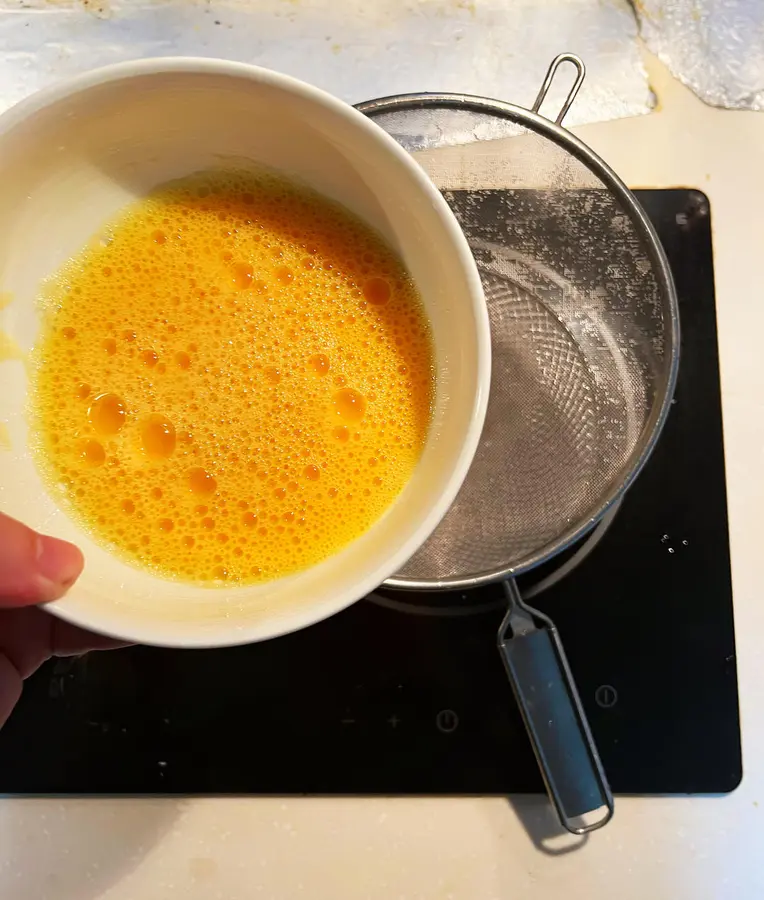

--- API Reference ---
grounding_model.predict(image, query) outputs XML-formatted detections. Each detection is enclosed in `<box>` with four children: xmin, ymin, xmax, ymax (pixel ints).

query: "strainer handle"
<box><xmin>497</xmin><ymin>579</ymin><xmax>613</xmax><ymax>834</ymax></box>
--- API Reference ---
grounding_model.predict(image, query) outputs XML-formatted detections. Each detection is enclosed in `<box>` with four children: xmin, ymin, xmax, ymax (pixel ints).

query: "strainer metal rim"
<box><xmin>357</xmin><ymin>92</ymin><xmax>680</xmax><ymax>590</ymax></box>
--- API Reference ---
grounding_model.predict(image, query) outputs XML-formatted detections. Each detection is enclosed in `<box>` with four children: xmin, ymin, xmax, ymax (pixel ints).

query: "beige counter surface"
<box><xmin>1</xmin><ymin>53</ymin><xmax>762</xmax><ymax>900</ymax></box>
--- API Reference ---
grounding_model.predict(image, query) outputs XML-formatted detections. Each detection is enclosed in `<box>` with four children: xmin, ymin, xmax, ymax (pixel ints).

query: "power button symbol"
<box><xmin>436</xmin><ymin>709</ymin><xmax>459</xmax><ymax>733</ymax></box>
<box><xmin>595</xmin><ymin>685</ymin><xmax>618</xmax><ymax>708</ymax></box>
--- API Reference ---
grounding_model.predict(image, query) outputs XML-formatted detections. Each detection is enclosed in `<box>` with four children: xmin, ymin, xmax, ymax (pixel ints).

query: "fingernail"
<box><xmin>36</xmin><ymin>535</ymin><xmax>84</xmax><ymax>592</ymax></box>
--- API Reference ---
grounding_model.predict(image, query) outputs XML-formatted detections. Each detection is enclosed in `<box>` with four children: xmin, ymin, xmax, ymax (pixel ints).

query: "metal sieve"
<box><xmin>359</xmin><ymin>55</ymin><xmax>679</xmax><ymax>834</ymax></box>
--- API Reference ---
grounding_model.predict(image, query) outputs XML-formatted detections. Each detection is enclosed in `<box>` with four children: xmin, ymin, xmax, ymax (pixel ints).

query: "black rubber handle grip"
<box><xmin>498</xmin><ymin>581</ymin><xmax>613</xmax><ymax>833</ymax></box>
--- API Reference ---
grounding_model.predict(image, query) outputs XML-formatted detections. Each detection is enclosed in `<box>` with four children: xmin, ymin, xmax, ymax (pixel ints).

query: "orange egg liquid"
<box><xmin>30</xmin><ymin>170</ymin><xmax>434</xmax><ymax>584</ymax></box>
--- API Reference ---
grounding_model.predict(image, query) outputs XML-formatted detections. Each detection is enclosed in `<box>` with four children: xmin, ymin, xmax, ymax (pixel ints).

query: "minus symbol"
<box><xmin>341</xmin><ymin>718</ymin><xmax>356</xmax><ymax>725</ymax></box>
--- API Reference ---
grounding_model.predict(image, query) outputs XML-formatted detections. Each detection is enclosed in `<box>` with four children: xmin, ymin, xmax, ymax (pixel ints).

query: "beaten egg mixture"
<box><xmin>30</xmin><ymin>170</ymin><xmax>434</xmax><ymax>584</ymax></box>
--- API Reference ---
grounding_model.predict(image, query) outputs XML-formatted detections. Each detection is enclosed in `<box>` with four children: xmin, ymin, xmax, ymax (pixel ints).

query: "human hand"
<box><xmin>0</xmin><ymin>511</ymin><xmax>125</xmax><ymax>727</ymax></box>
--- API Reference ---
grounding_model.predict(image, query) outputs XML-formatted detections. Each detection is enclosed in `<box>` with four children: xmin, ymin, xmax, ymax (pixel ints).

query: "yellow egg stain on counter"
<box><xmin>30</xmin><ymin>169</ymin><xmax>434</xmax><ymax>586</ymax></box>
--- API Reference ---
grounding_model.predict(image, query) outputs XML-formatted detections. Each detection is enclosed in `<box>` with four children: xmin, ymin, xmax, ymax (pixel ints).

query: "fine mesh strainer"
<box><xmin>358</xmin><ymin>55</ymin><xmax>679</xmax><ymax>834</ymax></box>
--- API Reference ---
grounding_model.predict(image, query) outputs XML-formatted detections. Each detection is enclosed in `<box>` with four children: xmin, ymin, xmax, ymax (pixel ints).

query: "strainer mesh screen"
<box><xmin>366</xmin><ymin>106</ymin><xmax>672</xmax><ymax>581</ymax></box>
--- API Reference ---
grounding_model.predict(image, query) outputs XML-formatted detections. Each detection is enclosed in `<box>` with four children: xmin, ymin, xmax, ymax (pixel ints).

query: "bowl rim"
<box><xmin>2</xmin><ymin>57</ymin><xmax>491</xmax><ymax>647</ymax></box>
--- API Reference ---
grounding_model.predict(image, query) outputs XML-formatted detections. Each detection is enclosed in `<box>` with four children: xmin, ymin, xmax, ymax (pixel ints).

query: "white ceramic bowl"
<box><xmin>0</xmin><ymin>58</ymin><xmax>490</xmax><ymax>647</ymax></box>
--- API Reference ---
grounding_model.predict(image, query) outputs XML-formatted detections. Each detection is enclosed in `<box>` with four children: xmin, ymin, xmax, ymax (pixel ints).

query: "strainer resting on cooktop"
<box><xmin>359</xmin><ymin>54</ymin><xmax>679</xmax><ymax>834</ymax></box>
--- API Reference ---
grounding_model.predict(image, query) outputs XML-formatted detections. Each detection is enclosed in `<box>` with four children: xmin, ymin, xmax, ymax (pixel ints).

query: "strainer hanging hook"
<box><xmin>531</xmin><ymin>53</ymin><xmax>586</xmax><ymax>125</ymax></box>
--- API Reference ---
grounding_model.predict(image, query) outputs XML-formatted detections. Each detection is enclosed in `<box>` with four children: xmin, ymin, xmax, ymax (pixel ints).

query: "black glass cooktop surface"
<box><xmin>0</xmin><ymin>189</ymin><xmax>742</xmax><ymax>795</ymax></box>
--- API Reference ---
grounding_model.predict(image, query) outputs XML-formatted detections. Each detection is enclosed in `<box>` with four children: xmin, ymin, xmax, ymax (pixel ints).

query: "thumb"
<box><xmin>0</xmin><ymin>512</ymin><xmax>83</xmax><ymax>606</ymax></box>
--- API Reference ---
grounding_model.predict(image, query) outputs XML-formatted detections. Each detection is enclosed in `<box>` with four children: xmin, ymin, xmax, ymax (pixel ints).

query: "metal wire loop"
<box><xmin>531</xmin><ymin>53</ymin><xmax>586</xmax><ymax>125</ymax></box>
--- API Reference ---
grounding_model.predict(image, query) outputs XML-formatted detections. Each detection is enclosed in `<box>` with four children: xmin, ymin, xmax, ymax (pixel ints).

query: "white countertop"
<box><xmin>1</xmin><ymin>51</ymin><xmax>762</xmax><ymax>899</ymax></box>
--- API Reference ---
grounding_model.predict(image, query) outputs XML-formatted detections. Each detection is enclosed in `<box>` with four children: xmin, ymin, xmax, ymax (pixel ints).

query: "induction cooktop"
<box><xmin>0</xmin><ymin>189</ymin><xmax>741</xmax><ymax>797</ymax></box>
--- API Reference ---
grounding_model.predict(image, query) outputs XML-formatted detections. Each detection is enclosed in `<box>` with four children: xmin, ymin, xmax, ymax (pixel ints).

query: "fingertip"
<box><xmin>36</xmin><ymin>534</ymin><xmax>84</xmax><ymax>592</ymax></box>
<box><xmin>0</xmin><ymin>512</ymin><xmax>85</xmax><ymax>605</ymax></box>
